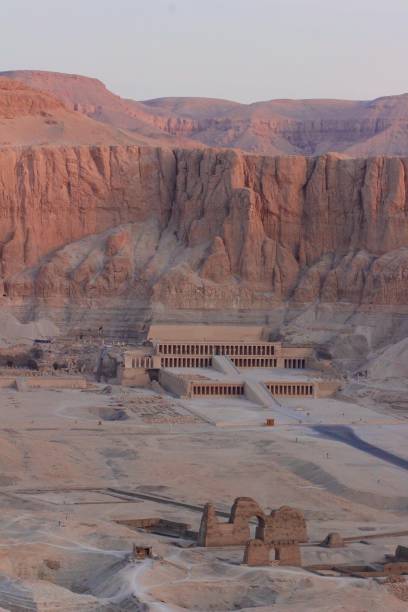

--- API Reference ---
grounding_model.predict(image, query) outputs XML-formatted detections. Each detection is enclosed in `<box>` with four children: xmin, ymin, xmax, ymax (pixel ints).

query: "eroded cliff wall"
<box><xmin>1</xmin><ymin>146</ymin><xmax>408</xmax><ymax>324</ymax></box>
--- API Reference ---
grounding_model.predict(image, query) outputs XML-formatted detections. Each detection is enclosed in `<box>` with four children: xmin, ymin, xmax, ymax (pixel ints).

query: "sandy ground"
<box><xmin>0</xmin><ymin>374</ymin><xmax>406</xmax><ymax>610</ymax></box>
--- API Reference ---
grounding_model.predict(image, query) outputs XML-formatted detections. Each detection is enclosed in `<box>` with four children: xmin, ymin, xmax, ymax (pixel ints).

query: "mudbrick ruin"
<box><xmin>198</xmin><ymin>497</ymin><xmax>307</xmax><ymax>566</ymax></box>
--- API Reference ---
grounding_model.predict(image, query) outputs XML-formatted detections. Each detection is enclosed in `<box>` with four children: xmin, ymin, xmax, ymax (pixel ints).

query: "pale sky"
<box><xmin>1</xmin><ymin>0</ymin><xmax>407</xmax><ymax>103</ymax></box>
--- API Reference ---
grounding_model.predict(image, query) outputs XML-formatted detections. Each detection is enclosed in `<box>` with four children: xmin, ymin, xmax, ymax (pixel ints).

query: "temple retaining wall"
<box><xmin>118</xmin><ymin>367</ymin><xmax>150</xmax><ymax>387</ymax></box>
<box><xmin>159</xmin><ymin>369</ymin><xmax>191</xmax><ymax>398</ymax></box>
<box><xmin>0</xmin><ymin>376</ymin><xmax>88</xmax><ymax>390</ymax></box>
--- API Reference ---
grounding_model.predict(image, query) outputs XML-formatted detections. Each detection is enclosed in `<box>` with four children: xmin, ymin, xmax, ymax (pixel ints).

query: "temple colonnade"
<box><xmin>191</xmin><ymin>383</ymin><xmax>245</xmax><ymax>397</ymax></box>
<box><xmin>157</xmin><ymin>343</ymin><xmax>276</xmax><ymax>357</ymax></box>
<box><xmin>266</xmin><ymin>383</ymin><xmax>314</xmax><ymax>397</ymax></box>
<box><xmin>161</xmin><ymin>356</ymin><xmax>212</xmax><ymax>368</ymax></box>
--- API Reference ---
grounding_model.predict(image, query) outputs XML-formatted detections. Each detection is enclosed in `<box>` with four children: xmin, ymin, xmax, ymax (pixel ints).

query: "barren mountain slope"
<box><xmin>0</xmin><ymin>77</ymin><xmax>155</xmax><ymax>146</ymax></box>
<box><xmin>4</xmin><ymin>70</ymin><xmax>408</xmax><ymax>155</ymax></box>
<box><xmin>146</xmin><ymin>94</ymin><xmax>408</xmax><ymax>156</ymax></box>
<box><xmin>1</xmin><ymin>70</ymin><xmax>198</xmax><ymax>148</ymax></box>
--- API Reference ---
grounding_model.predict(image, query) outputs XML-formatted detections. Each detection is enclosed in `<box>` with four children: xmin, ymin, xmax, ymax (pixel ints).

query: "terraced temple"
<box><xmin>119</xmin><ymin>325</ymin><xmax>338</xmax><ymax>407</ymax></box>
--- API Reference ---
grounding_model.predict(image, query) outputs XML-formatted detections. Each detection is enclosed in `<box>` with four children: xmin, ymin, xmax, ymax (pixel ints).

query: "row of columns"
<box><xmin>130</xmin><ymin>355</ymin><xmax>305</xmax><ymax>371</ymax></box>
<box><xmin>161</xmin><ymin>357</ymin><xmax>212</xmax><ymax>368</ymax></box>
<box><xmin>131</xmin><ymin>357</ymin><xmax>153</xmax><ymax>368</ymax></box>
<box><xmin>191</xmin><ymin>384</ymin><xmax>245</xmax><ymax>396</ymax></box>
<box><xmin>267</xmin><ymin>383</ymin><xmax>313</xmax><ymax>396</ymax></box>
<box><xmin>157</xmin><ymin>343</ymin><xmax>275</xmax><ymax>356</ymax></box>
<box><xmin>232</xmin><ymin>357</ymin><xmax>278</xmax><ymax>368</ymax></box>
<box><xmin>284</xmin><ymin>359</ymin><xmax>306</xmax><ymax>369</ymax></box>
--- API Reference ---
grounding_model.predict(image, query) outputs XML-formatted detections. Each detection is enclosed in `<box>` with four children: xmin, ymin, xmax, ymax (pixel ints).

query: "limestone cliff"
<box><xmin>1</xmin><ymin>146</ymin><xmax>408</xmax><ymax>322</ymax></box>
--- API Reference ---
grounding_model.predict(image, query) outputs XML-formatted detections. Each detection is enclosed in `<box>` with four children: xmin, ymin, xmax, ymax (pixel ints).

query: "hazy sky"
<box><xmin>2</xmin><ymin>0</ymin><xmax>407</xmax><ymax>103</ymax></box>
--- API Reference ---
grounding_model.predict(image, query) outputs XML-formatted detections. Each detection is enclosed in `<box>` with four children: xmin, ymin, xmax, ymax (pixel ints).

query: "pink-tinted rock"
<box><xmin>2</xmin><ymin>146</ymin><xmax>408</xmax><ymax>313</ymax></box>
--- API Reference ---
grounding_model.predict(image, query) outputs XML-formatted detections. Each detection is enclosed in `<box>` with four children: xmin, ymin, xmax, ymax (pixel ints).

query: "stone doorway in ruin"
<box><xmin>249</xmin><ymin>514</ymin><xmax>266</xmax><ymax>540</ymax></box>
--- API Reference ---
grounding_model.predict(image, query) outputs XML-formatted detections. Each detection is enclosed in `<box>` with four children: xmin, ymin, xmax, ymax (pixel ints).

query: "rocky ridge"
<box><xmin>0</xmin><ymin>71</ymin><xmax>198</xmax><ymax>148</ymax></box>
<box><xmin>4</xmin><ymin>70</ymin><xmax>408</xmax><ymax>156</ymax></box>
<box><xmin>0</xmin><ymin>77</ymin><xmax>160</xmax><ymax>147</ymax></box>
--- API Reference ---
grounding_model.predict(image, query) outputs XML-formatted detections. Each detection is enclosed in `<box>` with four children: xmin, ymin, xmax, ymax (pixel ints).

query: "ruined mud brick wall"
<box><xmin>261</xmin><ymin>506</ymin><xmax>308</xmax><ymax>545</ymax></box>
<box><xmin>26</xmin><ymin>376</ymin><xmax>88</xmax><ymax>389</ymax></box>
<box><xmin>320</xmin><ymin>532</ymin><xmax>345</xmax><ymax>548</ymax></box>
<box><xmin>198</xmin><ymin>498</ymin><xmax>307</xmax><ymax>548</ymax></box>
<box><xmin>198</xmin><ymin>498</ymin><xmax>266</xmax><ymax>547</ymax></box>
<box><xmin>0</xmin><ymin>376</ymin><xmax>89</xmax><ymax>390</ymax></box>
<box><xmin>275</xmin><ymin>543</ymin><xmax>302</xmax><ymax>566</ymax></box>
<box><xmin>383</xmin><ymin>562</ymin><xmax>408</xmax><ymax>575</ymax></box>
<box><xmin>244</xmin><ymin>539</ymin><xmax>273</xmax><ymax>566</ymax></box>
<box><xmin>243</xmin><ymin>540</ymin><xmax>301</xmax><ymax>567</ymax></box>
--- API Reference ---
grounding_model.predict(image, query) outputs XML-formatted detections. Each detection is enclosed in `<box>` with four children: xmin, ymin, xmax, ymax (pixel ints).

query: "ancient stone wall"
<box><xmin>198</xmin><ymin>498</ymin><xmax>307</xmax><ymax>549</ymax></box>
<box><xmin>275</xmin><ymin>543</ymin><xmax>302</xmax><ymax>566</ymax></box>
<box><xmin>243</xmin><ymin>539</ymin><xmax>273</xmax><ymax>566</ymax></box>
<box><xmin>0</xmin><ymin>376</ymin><xmax>88</xmax><ymax>389</ymax></box>
<box><xmin>262</xmin><ymin>506</ymin><xmax>308</xmax><ymax>545</ymax></box>
<box><xmin>197</xmin><ymin>499</ymin><xmax>265</xmax><ymax>547</ymax></box>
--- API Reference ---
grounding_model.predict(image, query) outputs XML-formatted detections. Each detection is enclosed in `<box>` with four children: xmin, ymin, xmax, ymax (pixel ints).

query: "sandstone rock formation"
<box><xmin>0</xmin><ymin>71</ymin><xmax>198</xmax><ymax>149</ymax></box>
<box><xmin>1</xmin><ymin>145</ymin><xmax>408</xmax><ymax>336</ymax></box>
<box><xmin>0</xmin><ymin>77</ymin><xmax>161</xmax><ymax>147</ymax></box>
<box><xmin>5</xmin><ymin>70</ymin><xmax>408</xmax><ymax>156</ymax></box>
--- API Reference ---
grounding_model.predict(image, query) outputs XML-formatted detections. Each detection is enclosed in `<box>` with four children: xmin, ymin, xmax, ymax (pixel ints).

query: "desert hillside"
<box><xmin>4</xmin><ymin>70</ymin><xmax>408</xmax><ymax>156</ymax></box>
<box><xmin>0</xmin><ymin>71</ymin><xmax>197</xmax><ymax>148</ymax></box>
<box><xmin>0</xmin><ymin>77</ymin><xmax>156</xmax><ymax>147</ymax></box>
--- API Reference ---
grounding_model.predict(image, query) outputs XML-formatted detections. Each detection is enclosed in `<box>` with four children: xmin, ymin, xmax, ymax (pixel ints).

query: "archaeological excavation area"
<box><xmin>0</xmin><ymin>319</ymin><xmax>406</xmax><ymax>610</ymax></box>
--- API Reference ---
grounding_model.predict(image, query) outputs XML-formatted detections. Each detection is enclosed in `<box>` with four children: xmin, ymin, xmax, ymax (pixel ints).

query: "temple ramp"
<box><xmin>212</xmin><ymin>355</ymin><xmax>240</xmax><ymax>377</ymax></box>
<box><xmin>244</xmin><ymin>379</ymin><xmax>281</xmax><ymax>409</ymax></box>
<box><xmin>244</xmin><ymin>380</ymin><xmax>301</xmax><ymax>424</ymax></box>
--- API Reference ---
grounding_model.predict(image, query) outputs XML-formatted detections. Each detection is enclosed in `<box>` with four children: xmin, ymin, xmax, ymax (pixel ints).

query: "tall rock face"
<box><xmin>1</xmin><ymin>146</ymin><xmax>408</xmax><ymax>320</ymax></box>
